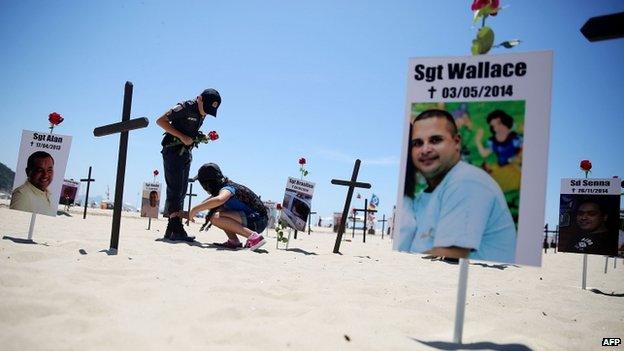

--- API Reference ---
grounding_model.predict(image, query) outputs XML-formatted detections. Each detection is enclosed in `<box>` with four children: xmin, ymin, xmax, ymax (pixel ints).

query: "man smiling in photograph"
<box><xmin>397</xmin><ymin>109</ymin><xmax>517</xmax><ymax>262</ymax></box>
<box><xmin>10</xmin><ymin>151</ymin><xmax>56</xmax><ymax>216</ymax></box>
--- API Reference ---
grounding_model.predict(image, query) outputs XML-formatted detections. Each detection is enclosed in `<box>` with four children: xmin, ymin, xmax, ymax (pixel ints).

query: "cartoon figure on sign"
<box><xmin>474</xmin><ymin>109</ymin><xmax>523</xmax><ymax>221</ymax></box>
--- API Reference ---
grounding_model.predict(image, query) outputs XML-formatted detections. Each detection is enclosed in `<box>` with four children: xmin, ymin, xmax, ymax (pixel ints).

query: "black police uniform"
<box><xmin>161</xmin><ymin>100</ymin><xmax>205</xmax><ymax>219</ymax></box>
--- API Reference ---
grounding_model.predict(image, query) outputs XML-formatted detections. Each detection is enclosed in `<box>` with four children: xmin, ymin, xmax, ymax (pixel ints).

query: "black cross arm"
<box><xmin>93</xmin><ymin>117</ymin><xmax>149</xmax><ymax>137</ymax></box>
<box><xmin>80</xmin><ymin>178</ymin><xmax>95</xmax><ymax>182</ymax></box>
<box><xmin>353</xmin><ymin>208</ymin><xmax>377</xmax><ymax>213</ymax></box>
<box><xmin>331</xmin><ymin>179</ymin><xmax>371</xmax><ymax>189</ymax></box>
<box><xmin>581</xmin><ymin>12</ymin><xmax>624</xmax><ymax>42</ymax></box>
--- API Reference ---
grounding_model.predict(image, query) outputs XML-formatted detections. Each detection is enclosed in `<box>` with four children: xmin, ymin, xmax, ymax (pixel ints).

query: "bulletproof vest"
<box><xmin>161</xmin><ymin>100</ymin><xmax>204</xmax><ymax>147</ymax></box>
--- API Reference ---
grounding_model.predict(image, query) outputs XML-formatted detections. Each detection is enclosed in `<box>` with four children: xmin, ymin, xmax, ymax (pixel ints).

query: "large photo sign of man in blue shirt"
<box><xmin>394</xmin><ymin>52</ymin><xmax>552</xmax><ymax>266</ymax></box>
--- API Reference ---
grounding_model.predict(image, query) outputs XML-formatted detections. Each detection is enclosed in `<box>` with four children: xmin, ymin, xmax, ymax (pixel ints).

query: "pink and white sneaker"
<box><xmin>244</xmin><ymin>234</ymin><xmax>266</xmax><ymax>251</ymax></box>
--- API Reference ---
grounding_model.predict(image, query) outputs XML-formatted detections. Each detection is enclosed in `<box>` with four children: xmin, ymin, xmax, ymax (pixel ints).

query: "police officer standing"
<box><xmin>156</xmin><ymin>88</ymin><xmax>221</xmax><ymax>241</ymax></box>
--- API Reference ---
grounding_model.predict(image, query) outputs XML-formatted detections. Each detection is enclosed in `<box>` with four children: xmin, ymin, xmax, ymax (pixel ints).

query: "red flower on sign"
<box><xmin>208</xmin><ymin>130</ymin><xmax>219</xmax><ymax>141</ymax></box>
<box><xmin>153</xmin><ymin>170</ymin><xmax>159</xmax><ymax>177</ymax></box>
<box><xmin>298</xmin><ymin>157</ymin><xmax>309</xmax><ymax>178</ymax></box>
<box><xmin>471</xmin><ymin>0</ymin><xmax>499</xmax><ymax>14</ymax></box>
<box><xmin>276</xmin><ymin>203</ymin><xmax>282</xmax><ymax>210</ymax></box>
<box><xmin>48</xmin><ymin>112</ymin><xmax>64</xmax><ymax>133</ymax></box>
<box><xmin>580</xmin><ymin>160</ymin><xmax>592</xmax><ymax>177</ymax></box>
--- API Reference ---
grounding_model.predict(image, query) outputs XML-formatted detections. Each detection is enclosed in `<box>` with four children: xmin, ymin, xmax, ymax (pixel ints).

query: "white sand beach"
<box><xmin>0</xmin><ymin>205</ymin><xmax>622</xmax><ymax>351</ymax></box>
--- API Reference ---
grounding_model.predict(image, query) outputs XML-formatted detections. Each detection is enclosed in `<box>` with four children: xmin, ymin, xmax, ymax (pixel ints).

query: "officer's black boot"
<box><xmin>169</xmin><ymin>217</ymin><xmax>195</xmax><ymax>242</ymax></box>
<box><xmin>164</xmin><ymin>219</ymin><xmax>174</xmax><ymax>240</ymax></box>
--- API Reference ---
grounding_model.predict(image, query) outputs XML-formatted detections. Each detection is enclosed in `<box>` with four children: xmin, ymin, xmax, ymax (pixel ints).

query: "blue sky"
<box><xmin>1</xmin><ymin>1</ymin><xmax>622</xmax><ymax>228</ymax></box>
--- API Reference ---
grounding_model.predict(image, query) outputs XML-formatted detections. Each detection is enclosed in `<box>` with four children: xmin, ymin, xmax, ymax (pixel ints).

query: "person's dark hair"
<box><xmin>576</xmin><ymin>199</ymin><xmax>606</xmax><ymax>215</ymax></box>
<box><xmin>149</xmin><ymin>190</ymin><xmax>158</xmax><ymax>197</ymax></box>
<box><xmin>201</xmin><ymin>177</ymin><xmax>229</xmax><ymax>197</ymax></box>
<box><xmin>26</xmin><ymin>151</ymin><xmax>54</xmax><ymax>173</ymax></box>
<box><xmin>412</xmin><ymin>109</ymin><xmax>458</xmax><ymax>136</ymax></box>
<box><xmin>486</xmin><ymin>109</ymin><xmax>514</xmax><ymax>134</ymax></box>
<box><xmin>404</xmin><ymin>109</ymin><xmax>458</xmax><ymax>198</ymax></box>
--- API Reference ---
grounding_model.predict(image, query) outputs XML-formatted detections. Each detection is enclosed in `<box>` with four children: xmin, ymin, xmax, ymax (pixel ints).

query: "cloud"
<box><xmin>316</xmin><ymin>149</ymin><xmax>399</xmax><ymax>166</ymax></box>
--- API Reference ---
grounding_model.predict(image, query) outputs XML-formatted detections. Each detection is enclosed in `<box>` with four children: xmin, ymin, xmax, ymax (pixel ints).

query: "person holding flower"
<box><xmin>182</xmin><ymin>163</ymin><xmax>268</xmax><ymax>251</ymax></box>
<box><xmin>156</xmin><ymin>88</ymin><xmax>221</xmax><ymax>241</ymax></box>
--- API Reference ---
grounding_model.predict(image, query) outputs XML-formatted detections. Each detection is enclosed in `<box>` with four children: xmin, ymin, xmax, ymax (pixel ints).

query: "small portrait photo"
<box><xmin>280</xmin><ymin>190</ymin><xmax>312</xmax><ymax>231</ymax></box>
<box><xmin>59</xmin><ymin>179</ymin><xmax>80</xmax><ymax>206</ymax></box>
<box><xmin>558</xmin><ymin>195</ymin><xmax>620</xmax><ymax>256</ymax></box>
<box><xmin>263</xmin><ymin>201</ymin><xmax>279</xmax><ymax>229</ymax></box>
<box><xmin>394</xmin><ymin>101</ymin><xmax>525</xmax><ymax>264</ymax></box>
<box><xmin>333</xmin><ymin>212</ymin><xmax>343</xmax><ymax>233</ymax></box>
<box><xmin>140</xmin><ymin>183</ymin><xmax>161</xmax><ymax>218</ymax></box>
<box><xmin>279</xmin><ymin>177</ymin><xmax>315</xmax><ymax>231</ymax></box>
<box><xmin>10</xmin><ymin>130</ymin><xmax>72</xmax><ymax>216</ymax></box>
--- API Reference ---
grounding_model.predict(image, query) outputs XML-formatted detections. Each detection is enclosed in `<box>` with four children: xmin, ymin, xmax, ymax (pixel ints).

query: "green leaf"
<box><xmin>471</xmin><ymin>40</ymin><xmax>481</xmax><ymax>56</ymax></box>
<box><xmin>472</xmin><ymin>26</ymin><xmax>494</xmax><ymax>55</ymax></box>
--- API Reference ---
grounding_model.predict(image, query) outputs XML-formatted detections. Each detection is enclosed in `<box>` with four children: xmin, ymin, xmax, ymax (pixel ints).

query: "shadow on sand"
<box><xmin>412</xmin><ymin>339</ymin><xmax>533</xmax><ymax>351</ymax></box>
<box><xmin>154</xmin><ymin>238</ymin><xmax>269</xmax><ymax>253</ymax></box>
<box><xmin>98</xmin><ymin>249</ymin><xmax>118</xmax><ymax>256</ymax></box>
<box><xmin>2</xmin><ymin>235</ymin><xmax>48</xmax><ymax>246</ymax></box>
<box><xmin>589</xmin><ymin>288</ymin><xmax>624</xmax><ymax>297</ymax></box>
<box><xmin>286</xmin><ymin>248</ymin><xmax>318</xmax><ymax>255</ymax></box>
<box><xmin>471</xmin><ymin>263</ymin><xmax>519</xmax><ymax>270</ymax></box>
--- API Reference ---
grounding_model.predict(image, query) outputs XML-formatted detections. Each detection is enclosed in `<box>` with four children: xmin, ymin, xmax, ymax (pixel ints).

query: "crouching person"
<box><xmin>182</xmin><ymin>163</ymin><xmax>268</xmax><ymax>251</ymax></box>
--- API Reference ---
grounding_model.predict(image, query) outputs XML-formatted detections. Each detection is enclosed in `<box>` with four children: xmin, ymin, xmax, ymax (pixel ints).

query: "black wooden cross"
<box><xmin>307</xmin><ymin>211</ymin><xmax>317</xmax><ymax>235</ymax></box>
<box><xmin>378</xmin><ymin>214</ymin><xmax>388</xmax><ymax>240</ymax></box>
<box><xmin>544</xmin><ymin>223</ymin><xmax>559</xmax><ymax>254</ymax></box>
<box><xmin>352</xmin><ymin>198</ymin><xmax>377</xmax><ymax>243</ymax></box>
<box><xmin>93</xmin><ymin>81</ymin><xmax>149</xmax><ymax>252</ymax></box>
<box><xmin>330</xmin><ymin>159</ymin><xmax>371</xmax><ymax>253</ymax></box>
<box><xmin>581</xmin><ymin>12</ymin><xmax>624</xmax><ymax>42</ymax></box>
<box><xmin>80</xmin><ymin>166</ymin><xmax>95</xmax><ymax>219</ymax></box>
<box><xmin>348</xmin><ymin>212</ymin><xmax>357</xmax><ymax>238</ymax></box>
<box><xmin>185</xmin><ymin>180</ymin><xmax>198</xmax><ymax>226</ymax></box>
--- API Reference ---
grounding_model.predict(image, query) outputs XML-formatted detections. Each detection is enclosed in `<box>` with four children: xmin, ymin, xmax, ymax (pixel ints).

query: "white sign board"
<box><xmin>140</xmin><ymin>182</ymin><xmax>161</xmax><ymax>218</ymax></box>
<box><xmin>10</xmin><ymin>130</ymin><xmax>73</xmax><ymax>216</ymax></box>
<box><xmin>279</xmin><ymin>177</ymin><xmax>315</xmax><ymax>231</ymax></box>
<box><xmin>558</xmin><ymin>178</ymin><xmax>621</xmax><ymax>256</ymax></box>
<box><xmin>393</xmin><ymin>51</ymin><xmax>553</xmax><ymax>266</ymax></box>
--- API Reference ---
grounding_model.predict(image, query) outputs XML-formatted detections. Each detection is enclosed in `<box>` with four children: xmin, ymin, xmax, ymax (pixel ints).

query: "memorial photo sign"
<box><xmin>280</xmin><ymin>177</ymin><xmax>315</xmax><ymax>231</ymax></box>
<box><xmin>140</xmin><ymin>182</ymin><xmax>161</xmax><ymax>218</ymax></box>
<box><xmin>393</xmin><ymin>51</ymin><xmax>553</xmax><ymax>266</ymax></box>
<box><xmin>10</xmin><ymin>130</ymin><xmax>73</xmax><ymax>216</ymax></box>
<box><xmin>558</xmin><ymin>178</ymin><xmax>621</xmax><ymax>256</ymax></box>
<box><xmin>60</xmin><ymin>179</ymin><xmax>80</xmax><ymax>206</ymax></box>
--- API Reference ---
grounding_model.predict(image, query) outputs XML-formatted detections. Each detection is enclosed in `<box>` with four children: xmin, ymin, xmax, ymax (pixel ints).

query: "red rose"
<box><xmin>276</xmin><ymin>203</ymin><xmax>282</xmax><ymax>210</ymax></box>
<box><xmin>208</xmin><ymin>131</ymin><xmax>219</xmax><ymax>141</ymax></box>
<box><xmin>153</xmin><ymin>170</ymin><xmax>159</xmax><ymax>177</ymax></box>
<box><xmin>580</xmin><ymin>160</ymin><xmax>592</xmax><ymax>172</ymax></box>
<box><xmin>298</xmin><ymin>157</ymin><xmax>306</xmax><ymax>165</ymax></box>
<box><xmin>471</xmin><ymin>0</ymin><xmax>499</xmax><ymax>11</ymax></box>
<box><xmin>48</xmin><ymin>112</ymin><xmax>64</xmax><ymax>126</ymax></box>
